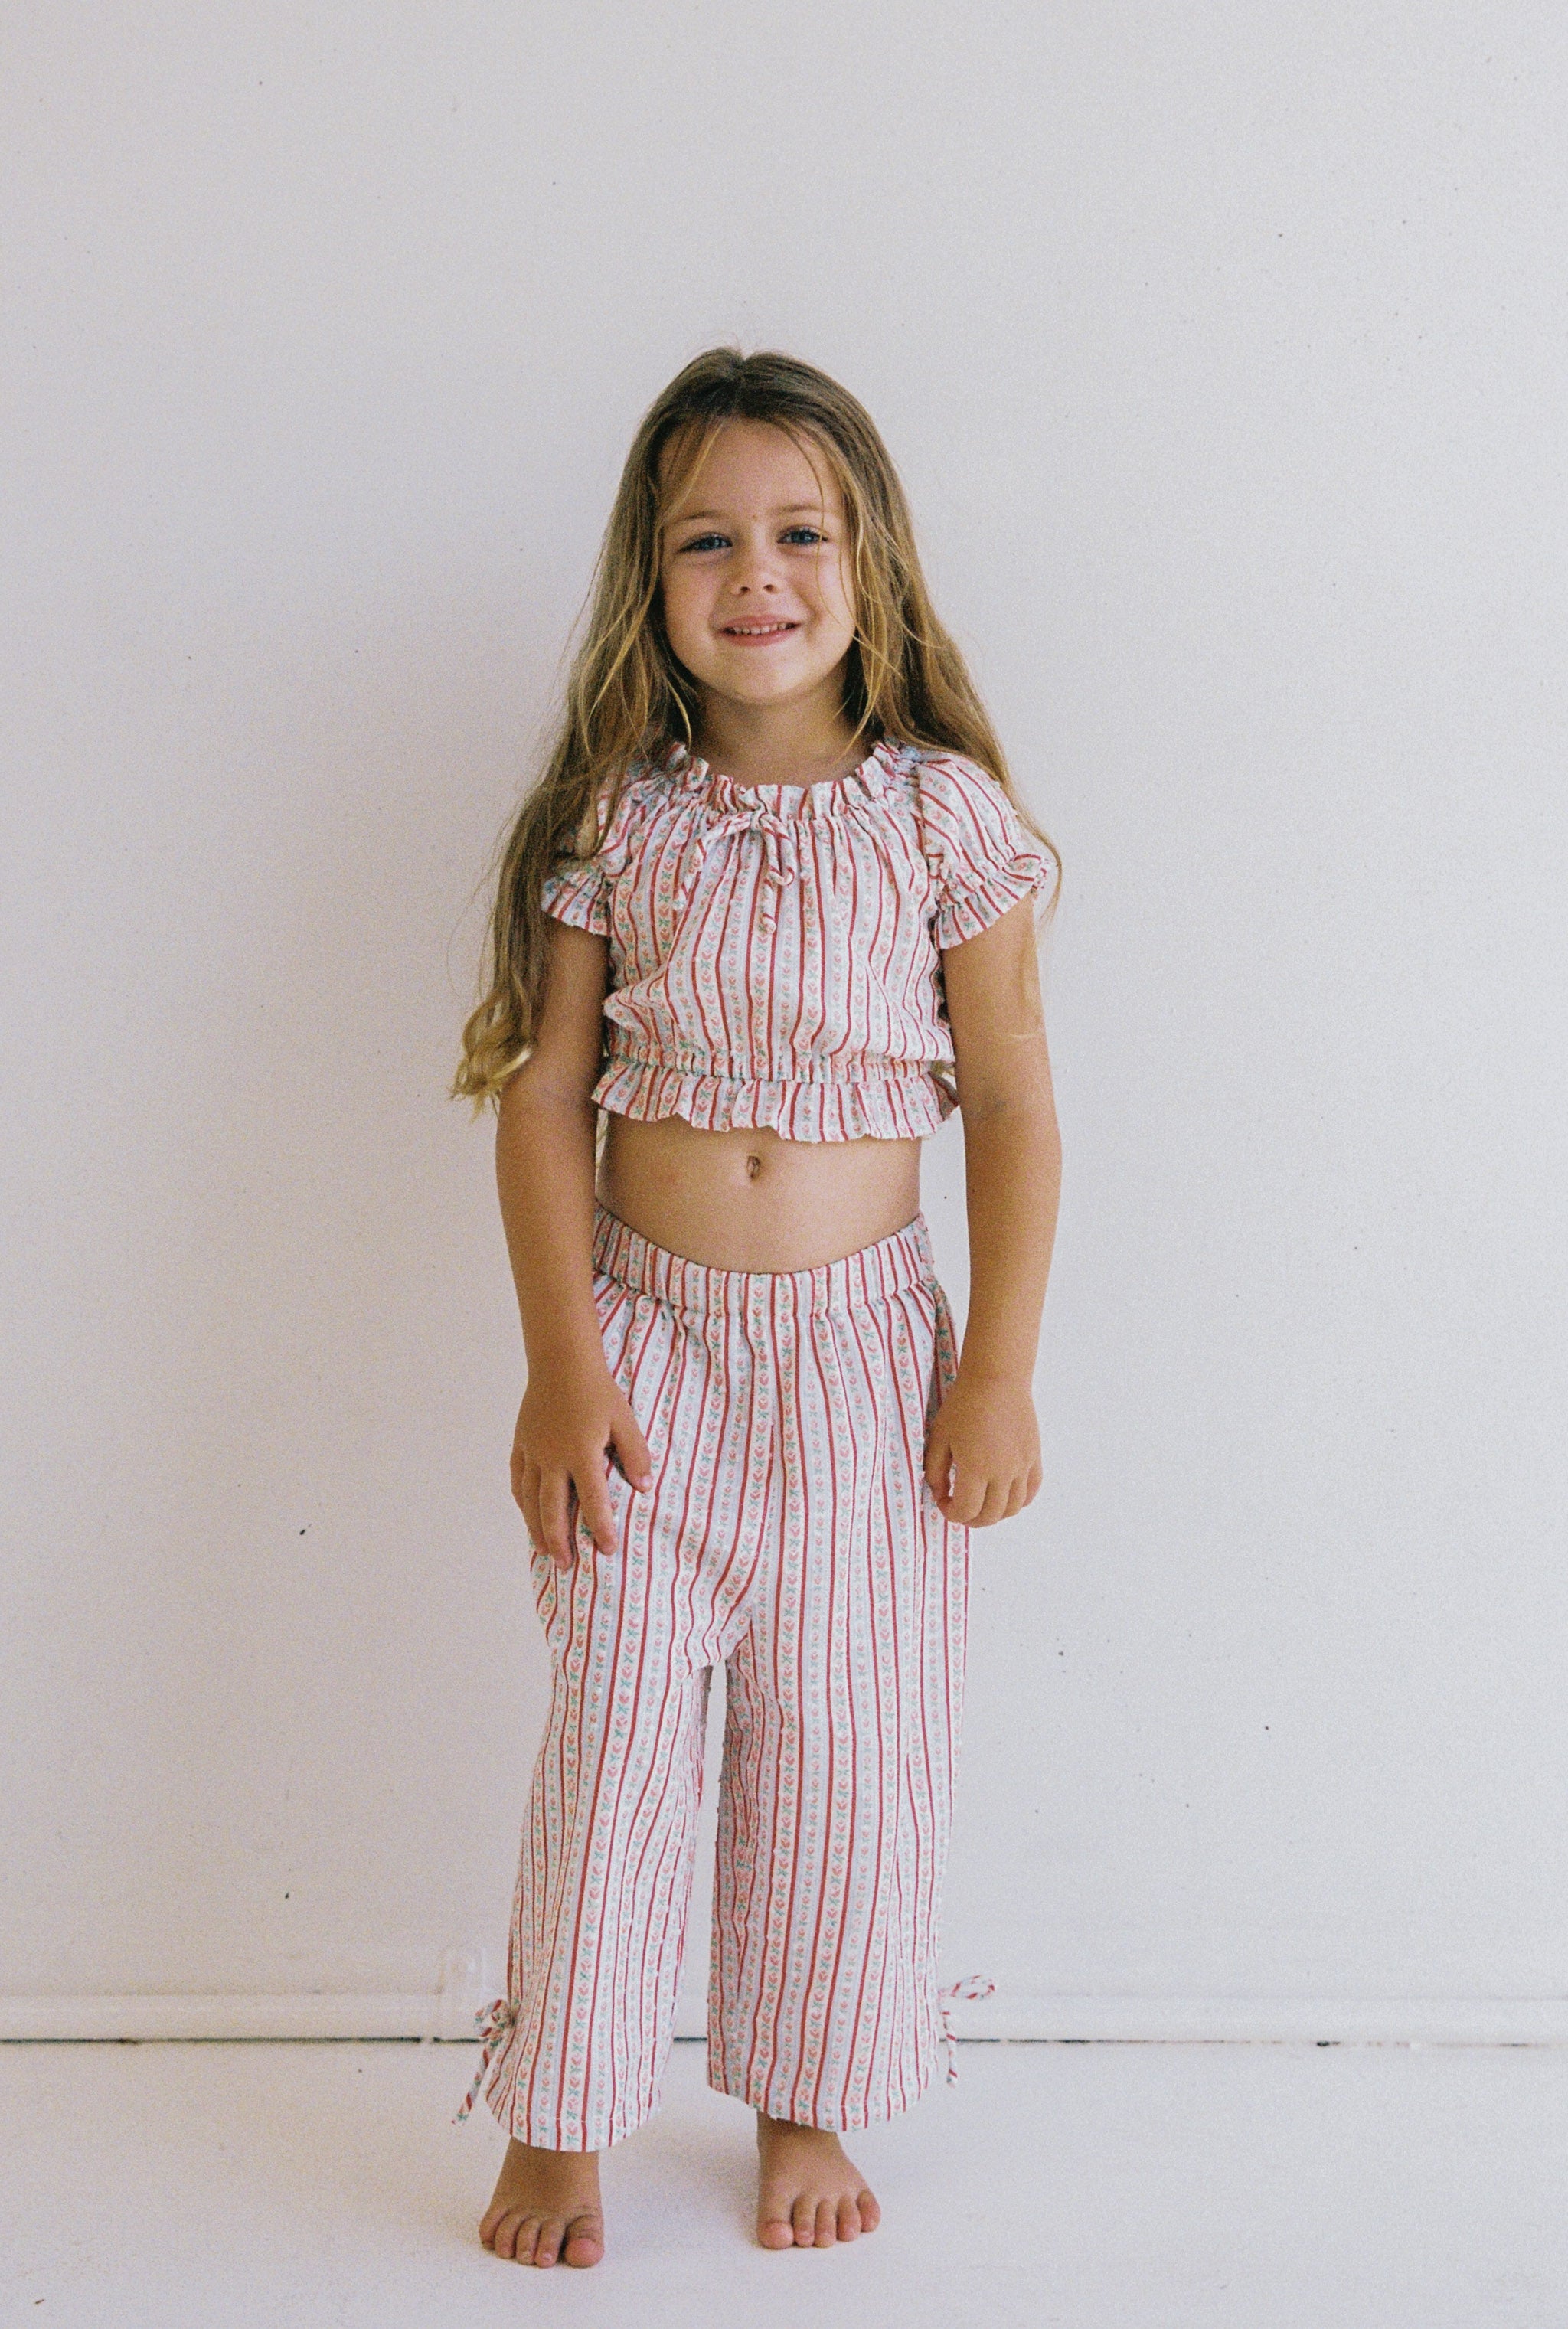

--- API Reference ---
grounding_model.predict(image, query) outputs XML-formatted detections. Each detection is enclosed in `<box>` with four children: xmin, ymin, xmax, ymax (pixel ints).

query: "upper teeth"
<box><xmin>728</xmin><ymin>622</ymin><xmax>791</xmax><ymax>634</ymax></box>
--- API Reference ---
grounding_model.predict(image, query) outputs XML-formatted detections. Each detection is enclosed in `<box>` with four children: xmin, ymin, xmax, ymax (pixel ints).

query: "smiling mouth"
<box><xmin>720</xmin><ymin>620</ymin><xmax>800</xmax><ymax>639</ymax></box>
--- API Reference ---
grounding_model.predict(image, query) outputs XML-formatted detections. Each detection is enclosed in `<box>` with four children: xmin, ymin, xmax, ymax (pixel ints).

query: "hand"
<box><xmin>923</xmin><ymin>1370</ymin><xmax>1042</xmax><ymax>1527</ymax></box>
<box><xmin>511</xmin><ymin>1359</ymin><xmax>653</xmax><ymax>1568</ymax></box>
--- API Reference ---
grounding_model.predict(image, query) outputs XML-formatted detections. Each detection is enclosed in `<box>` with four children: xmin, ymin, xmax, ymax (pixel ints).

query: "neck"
<box><xmin>693</xmin><ymin>682</ymin><xmax>861</xmax><ymax>788</ymax></box>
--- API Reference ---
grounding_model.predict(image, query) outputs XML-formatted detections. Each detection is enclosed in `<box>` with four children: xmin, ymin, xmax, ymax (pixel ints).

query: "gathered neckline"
<box><xmin>662</xmin><ymin>734</ymin><xmax>905</xmax><ymax>812</ymax></box>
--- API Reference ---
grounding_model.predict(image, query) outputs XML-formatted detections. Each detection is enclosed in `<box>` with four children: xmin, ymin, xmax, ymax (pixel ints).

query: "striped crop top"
<box><xmin>540</xmin><ymin>735</ymin><xmax>1056</xmax><ymax>1142</ymax></box>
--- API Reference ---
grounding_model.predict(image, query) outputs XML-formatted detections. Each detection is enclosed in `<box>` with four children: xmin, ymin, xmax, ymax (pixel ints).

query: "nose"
<box><xmin>727</xmin><ymin>539</ymin><xmax>782</xmax><ymax>595</ymax></box>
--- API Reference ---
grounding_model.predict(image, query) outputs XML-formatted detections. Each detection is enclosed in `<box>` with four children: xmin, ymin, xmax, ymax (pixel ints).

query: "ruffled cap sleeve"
<box><xmin>540</xmin><ymin>772</ymin><xmax>646</xmax><ymax>936</ymax></box>
<box><xmin>917</xmin><ymin>752</ymin><xmax>1057</xmax><ymax>949</ymax></box>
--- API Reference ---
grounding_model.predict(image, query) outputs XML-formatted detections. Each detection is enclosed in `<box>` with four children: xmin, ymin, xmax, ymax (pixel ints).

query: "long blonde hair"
<box><xmin>453</xmin><ymin>346</ymin><xmax>1060</xmax><ymax>1106</ymax></box>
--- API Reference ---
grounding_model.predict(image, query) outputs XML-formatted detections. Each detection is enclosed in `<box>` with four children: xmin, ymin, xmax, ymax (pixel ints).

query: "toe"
<box><xmin>814</xmin><ymin>2197</ymin><xmax>838</xmax><ymax>2246</ymax></box>
<box><xmin>480</xmin><ymin>2197</ymin><xmax>523</xmax><ymax>2251</ymax></box>
<box><xmin>504</xmin><ymin>2211</ymin><xmax>541</xmax><ymax>2263</ymax></box>
<box><xmin>562</xmin><ymin>2216</ymin><xmax>605</xmax><ymax>2268</ymax></box>
<box><xmin>758</xmin><ymin>2211</ymin><xmax>795</xmax><ymax>2250</ymax></box>
<box><xmin>792</xmin><ymin>2195</ymin><xmax>816</xmax><ymax>2246</ymax></box>
<box><xmin>858</xmin><ymin>2187</ymin><xmax>881</xmax><ymax>2234</ymax></box>
<box><xmin>534</xmin><ymin>2215</ymin><xmax>565</xmax><ymax>2268</ymax></box>
<box><xmin>837</xmin><ymin>2195</ymin><xmax>861</xmax><ymax>2241</ymax></box>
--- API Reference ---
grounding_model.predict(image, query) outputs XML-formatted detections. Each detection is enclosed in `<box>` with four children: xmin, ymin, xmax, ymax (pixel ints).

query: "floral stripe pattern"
<box><xmin>477</xmin><ymin>1200</ymin><xmax>972</xmax><ymax>2150</ymax></box>
<box><xmin>541</xmin><ymin>739</ymin><xmax>1056</xmax><ymax>1143</ymax></box>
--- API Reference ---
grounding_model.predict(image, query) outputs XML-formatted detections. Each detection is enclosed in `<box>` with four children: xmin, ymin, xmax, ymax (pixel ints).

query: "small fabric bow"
<box><xmin>938</xmin><ymin>1974</ymin><xmax>995</xmax><ymax>2085</ymax></box>
<box><xmin>453</xmin><ymin>1997</ymin><xmax>517</xmax><ymax>2125</ymax></box>
<box><xmin>688</xmin><ymin>808</ymin><xmax>800</xmax><ymax>931</ymax></box>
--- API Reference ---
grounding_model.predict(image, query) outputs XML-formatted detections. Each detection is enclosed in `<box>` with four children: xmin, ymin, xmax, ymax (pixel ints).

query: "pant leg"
<box><xmin>481</xmin><ymin>1259</ymin><xmax>764</xmax><ymax>2151</ymax></box>
<box><xmin>707</xmin><ymin>1251</ymin><xmax>970</xmax><ymax>2131</ymax></box>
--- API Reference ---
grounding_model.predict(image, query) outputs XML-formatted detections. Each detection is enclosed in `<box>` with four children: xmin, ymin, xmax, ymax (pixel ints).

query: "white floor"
<box><xmin>2</xmin><ymin>2037</ymin><xmax>1565</xmax><ymax>2327</ymax></box>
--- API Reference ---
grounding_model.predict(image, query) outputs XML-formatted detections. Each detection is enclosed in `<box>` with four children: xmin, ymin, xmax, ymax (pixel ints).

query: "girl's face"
<box><xmin>658</xmin><ymin>420</ymin><xmax>858</xmax><ymax>719</ymax></box>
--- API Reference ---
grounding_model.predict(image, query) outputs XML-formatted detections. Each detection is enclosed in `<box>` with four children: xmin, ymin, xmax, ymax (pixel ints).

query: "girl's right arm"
<box><xmin>495</xmin><ymin>917</ymin><xmax>652</xmax><ymax>1567</ymax></box>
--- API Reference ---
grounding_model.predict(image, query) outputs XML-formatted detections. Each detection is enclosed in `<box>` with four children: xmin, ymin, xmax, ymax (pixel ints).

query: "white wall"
<box><xmin>3</xmin><ymin>2</ymin><xmax>1564</xmax><ymax>2033</ymax></box>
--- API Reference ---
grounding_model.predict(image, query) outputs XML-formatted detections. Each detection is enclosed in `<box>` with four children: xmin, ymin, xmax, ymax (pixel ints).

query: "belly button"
<box><xmin>745</xmin><ymin>1152</ymin><xmax>762</xmax><ymax>1180</ymax></box>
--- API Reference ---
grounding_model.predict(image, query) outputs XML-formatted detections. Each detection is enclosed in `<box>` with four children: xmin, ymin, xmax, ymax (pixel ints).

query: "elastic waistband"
<box><xmin>592</xmin><ymin>1200</ymin><xmax>939</xmax><ymax>1324</ymax></box>
<box><xmin>604</xmin><ymin>1035</ymin><xmax>942</xmax><ymax>1089</ymax></box>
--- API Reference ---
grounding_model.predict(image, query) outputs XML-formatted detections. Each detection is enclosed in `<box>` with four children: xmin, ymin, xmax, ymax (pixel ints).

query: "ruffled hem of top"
<box><xmin>591</xmin><ymin>1055</ymin><xmax>956</xmax><ymax>1142</ymax></box>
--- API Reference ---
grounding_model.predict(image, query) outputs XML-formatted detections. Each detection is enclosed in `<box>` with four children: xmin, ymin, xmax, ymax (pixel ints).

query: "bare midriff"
<box><xmin>597</xmin><ymin>1112</ymin><xmax>923</xmax><ymax>1273</ymax></box>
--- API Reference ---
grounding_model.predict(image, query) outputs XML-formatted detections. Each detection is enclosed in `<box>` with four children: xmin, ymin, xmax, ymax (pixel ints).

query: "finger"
<box><xmin>973</xmin><ymin>1481</ymin><xmax>1010</xmax><ymax>1528</ymax></box>
<box><xmin>610</xmin><ymin>1413</ymin><xmax>653</xmax><ymax>1491</ymax></box>
<box><xmin>537</xmin><ymin>1473</ymin><xmax>575</xmax><ymax>1569</ymax></box>
<box><xmin>574</xmin><ymin>1463</ymin><xmax>621</xmax><ymax>1557</ymax></box>
<box><xmin>923</xmin><ymin>1426</ymin><xmax>953</xmax><ymax>1499</ymax></box>
<box><xmin>518</xmin><ymin>1463</ymin><xmax>542</xmax><ymax>1542</ymax></box>
<box><xmin>946</xmin><ymin>1468</ymin><xmax>989</xmax><ymax>1526</ymax></box>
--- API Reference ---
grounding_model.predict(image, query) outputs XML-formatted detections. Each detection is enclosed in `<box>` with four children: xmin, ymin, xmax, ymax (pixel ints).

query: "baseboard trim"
<box><xmin>0</xmin><ymin>1994</ymin><xmax>459</xmax><ymax>2042</ymax></box>
<box><xmin>944</xmin><ymin>1994</ymin><xmax>1568</xmax><ymax>2046</ymax></box>
<box><xmin>5</xmin><ymin>1993</ymin><xmax>1568</xmax><ymax>2046</ymax></box>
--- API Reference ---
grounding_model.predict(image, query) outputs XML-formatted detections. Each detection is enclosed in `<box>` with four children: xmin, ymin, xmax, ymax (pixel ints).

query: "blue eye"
<box><xmin>781</xmin><ymin>527</ymin><xmax>825</xmax><ymax>545</ymax></box>
<box><xmin>678</xmin><ymin>533</ymin><xmax>729</xmax><ymax>554</ymax></box>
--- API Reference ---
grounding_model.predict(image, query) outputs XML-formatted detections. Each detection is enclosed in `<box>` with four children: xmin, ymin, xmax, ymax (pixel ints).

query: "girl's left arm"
<box><xmin>926</xmin><ymin>897</ymin><xmax>1062</xmax><ymax>1527</ymax></box>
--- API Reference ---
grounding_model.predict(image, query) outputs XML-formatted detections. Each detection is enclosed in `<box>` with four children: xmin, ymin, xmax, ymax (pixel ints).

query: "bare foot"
<box><xmin>479</xmin><ymin>2136</ymin><xmax>604</xmax><ymax>2268</ymax></box>
<box><xmin>755</xmin><ymin>2112</ymin><xmax>881</xmax><ymax>2249</ymax></box>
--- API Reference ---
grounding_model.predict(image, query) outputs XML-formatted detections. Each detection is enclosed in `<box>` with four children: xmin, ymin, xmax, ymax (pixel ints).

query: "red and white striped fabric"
<box><xmin>475</xmin><ymin>1200</ymin><xmax>972</xmax><ymax>2150</ymax></box>
<box><xmin>540</xmin><ymin>737</ymin><xmax>1056</xmax><ymax>1142</ymax></box>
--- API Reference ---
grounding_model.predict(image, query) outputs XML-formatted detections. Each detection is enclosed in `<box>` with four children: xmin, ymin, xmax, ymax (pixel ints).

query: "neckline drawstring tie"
<box><xmin>682</xmin><ymin>807</ymin><xmax>801</xmax><ymax>931</ymax></box>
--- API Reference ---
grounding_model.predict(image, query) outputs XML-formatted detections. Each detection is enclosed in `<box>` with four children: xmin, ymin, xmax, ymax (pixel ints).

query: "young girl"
<box><xmin>452</xmin><ymin>347</ymin><xmax>1062</xmax><ymax>2268</ymax></box>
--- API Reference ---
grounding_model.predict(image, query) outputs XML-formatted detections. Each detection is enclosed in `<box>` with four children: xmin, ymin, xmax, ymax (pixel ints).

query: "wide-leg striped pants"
<box><xmin>477</xmin><ymin>1198</ymin><xmax>971</xmax><ymax>2151</ymax></box>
